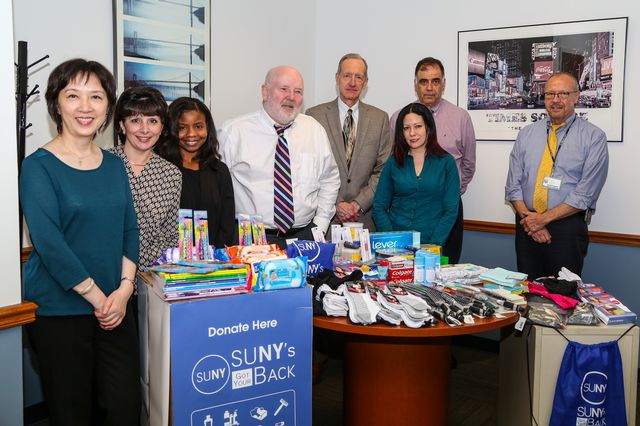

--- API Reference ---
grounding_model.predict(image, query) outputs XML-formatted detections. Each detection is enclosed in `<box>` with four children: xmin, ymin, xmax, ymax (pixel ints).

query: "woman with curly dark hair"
<box><xmin>157</xmin><ymin>97</ymin><xmax>235</xmax><ymax>248</ymax></box>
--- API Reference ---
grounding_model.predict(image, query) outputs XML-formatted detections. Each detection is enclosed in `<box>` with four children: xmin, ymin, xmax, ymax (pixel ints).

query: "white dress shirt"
<box><xmin>218</xmin><ymin>107</ymin><xmax>340</xmax><ymax>232</ymax></box>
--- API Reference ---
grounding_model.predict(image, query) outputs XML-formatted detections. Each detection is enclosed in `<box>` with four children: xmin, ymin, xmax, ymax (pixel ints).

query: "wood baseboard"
<box><xmin>464</xmin><ymin>220</ymin><xmax>640</xmax><ymax>247</ymax></box>
<box><xmin>0</xmin><ymin>301</ymin><xmax>37</xmax><ymax>331</ymax></box>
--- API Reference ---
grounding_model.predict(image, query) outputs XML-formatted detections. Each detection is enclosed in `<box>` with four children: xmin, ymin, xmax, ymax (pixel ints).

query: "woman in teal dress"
<box><xmin>373</xmin><ymin>102</ymin><xmax>459</xmax><ymax>246</ymax></box>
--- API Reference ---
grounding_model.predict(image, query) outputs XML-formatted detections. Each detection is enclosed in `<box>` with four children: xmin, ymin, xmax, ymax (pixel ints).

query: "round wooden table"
<box><xmin>314</xmin><ymin>313</ymin><xmax>519</xmax><ymax>426</ymax></box>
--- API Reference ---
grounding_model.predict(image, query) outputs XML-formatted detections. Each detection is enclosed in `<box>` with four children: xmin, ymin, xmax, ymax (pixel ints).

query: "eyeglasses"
<box><xmin>543</xmin><ymin>91</ymin><xmax>577</xmax><ymax>100</ymax></box>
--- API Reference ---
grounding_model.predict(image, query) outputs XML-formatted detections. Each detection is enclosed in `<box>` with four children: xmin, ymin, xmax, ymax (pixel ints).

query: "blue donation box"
<box><xmin>169</xmin><ymin>287</ymin><xmax>312</xmax><ymax>426</ymax></box>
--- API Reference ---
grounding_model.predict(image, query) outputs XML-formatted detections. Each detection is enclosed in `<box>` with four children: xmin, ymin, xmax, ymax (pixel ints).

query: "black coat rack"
<box><xmin>16</xmin><ymin>40</ymin><xmax>49</xmax><ymax>249</ymax></box>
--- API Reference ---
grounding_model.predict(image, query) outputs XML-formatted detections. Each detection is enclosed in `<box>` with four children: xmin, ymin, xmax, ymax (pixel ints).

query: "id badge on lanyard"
<box><xmin>543</xmin><ymin>117</ymin><xmax>576</xmax><ymax>191</ymax></box>
<box><xmin>543</xmin><ymin>175</ymin><xmax>561</xmax><ymax>190</ymax></box>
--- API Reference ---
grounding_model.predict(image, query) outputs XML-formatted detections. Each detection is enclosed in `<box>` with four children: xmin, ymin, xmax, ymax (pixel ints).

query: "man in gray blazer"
<box><xmin>307</xmin><ymin>53</ymin><xmax>391</xmax><ymax>231</ymax></box>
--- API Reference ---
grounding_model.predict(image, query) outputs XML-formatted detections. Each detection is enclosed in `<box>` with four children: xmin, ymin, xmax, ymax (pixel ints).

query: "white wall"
<box><xmin>12</xmin><ymin>0</ymin><xmax>115</xmax><ymax>154</ymax></box>
<box><xmin>1</xmin><ymin>0</ymin><xmax>21</xmax><ymax>307</ymax></box>
<box><xmin>312</xmin><ymin>0</ymin><xmax>640</xmax><ymax>235</ymax></box>
<box><xmin>211</xmin><ymin>0</ymin><xmax>316</xmax><ymax>125</ymax></box>
<box><xmin>13</xmin><ymin>0</ymin><xmax>318</xmax><ymax>143</ymax></box>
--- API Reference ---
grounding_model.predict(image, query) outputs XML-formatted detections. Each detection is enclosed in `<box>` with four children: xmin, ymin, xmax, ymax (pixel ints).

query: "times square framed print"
<box><xmin>457</xmin><ymin>17</ymin><xmax>628</xmax><ymax>141</ymax></box>
<box><xmin>114</xmin><ymin>0</ymin><xmax>210</xmax><ymax>105</ymax></box>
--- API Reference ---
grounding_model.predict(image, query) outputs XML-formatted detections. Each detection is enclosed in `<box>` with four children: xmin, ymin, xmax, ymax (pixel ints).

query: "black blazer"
<box><xmin>179</xmin><ymin>160</ymin><xmax>236</xmax><ymax>248</ymax></box>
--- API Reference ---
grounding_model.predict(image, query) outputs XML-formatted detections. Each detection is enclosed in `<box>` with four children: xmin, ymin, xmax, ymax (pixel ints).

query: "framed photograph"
<box><xmin>114</xmin><ymin>0</ymin><xmax>210</xmax><ymax>104</ymax></box>
<box><xmin>457</xmin><ymin>17</ymin><xmax>628</xmax><ymax>141</ymax></box>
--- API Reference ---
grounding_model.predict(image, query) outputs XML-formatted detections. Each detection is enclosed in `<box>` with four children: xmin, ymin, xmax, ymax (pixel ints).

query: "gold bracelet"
<box><xmin>78</xmin><ymin>279</ymin><xmax>95</xmax><ymax>296</ymax></box>
<box><xmin>120</xmin><ymin>277</ymin><xmax>136</xmax><ymax>289</ymax></box>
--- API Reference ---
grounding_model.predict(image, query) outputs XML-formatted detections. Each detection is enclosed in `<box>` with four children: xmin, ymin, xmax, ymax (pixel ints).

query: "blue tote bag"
<box><xmin>550</xmin><ymin>339</ymin><xmax>627</xmax><ymax>426</ymax></box>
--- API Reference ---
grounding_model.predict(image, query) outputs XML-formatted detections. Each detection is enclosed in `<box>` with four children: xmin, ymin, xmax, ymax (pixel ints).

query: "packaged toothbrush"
<box><xmin>237</xmin><ymin>213</ymin><xmax>252</xmax><ymax>245</ymax></box>
<box><xmin>250</xmin><ymin>215</ymin><xmax>268</xmax><ymax>245</ymax></box>
<box><xmin>360</xmin><ymin>228</ymin><xmax>373</xmax><ymax>263</ymax></box>
<box><xmin>178</xmin><ymin>209</ymin><xmax>193</xmax><ymax>260</ymax></box>
<box><xmin>194</xmin><ymin>210</ymin><xmax>211</xmax><ymax>260</ymax></box>
<box><xmin>330</xmin><ymin>224</ymin><xmax>342</xmax><ymax>243</ymax></box>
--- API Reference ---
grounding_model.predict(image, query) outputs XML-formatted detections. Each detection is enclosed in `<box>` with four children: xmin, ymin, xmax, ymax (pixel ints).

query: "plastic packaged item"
<box><xmin>341</xmin><ymin>241</ymin><xmax>361</xmax><ymax>262</ymax></box>
<box><xmin>525</xmin><ymin>294</ymin><xmax>568</xmax><ymax>329</ymax></box>
<box><xmin>237</xmin><ymin>213</ymin><xmax>252</xmax><ymax>245</ymax></box>
<box><xmin>330</xmin><ymin>224</ymin><xmax>342</xmax><ymax>243</ymax></box>
<box><xmin>425</xmin><ymin>252</ymin><xmax>440</xmax><ymax>284</ymax></box>
<box><xmin>178</xmin><ymin>209</ymin><xmax>193</xmax><ymax>261</ymax></box>
<box><xmin>377</xmin><ymin>260</ymin><xmax>389</xmax><ymax>280</ymax></box>
<box><xmin>419</xmin><ymin>244</ymin><xmax>441</xmax><ymax>255</ymax></box>
<box><xmin>245</xmin><ymin>253</ymin><xmax>288</xmax><ymax>289</ymax></box>
<box><xmin>254</xmin><ymin>256</ymin><xmax>308</xmax><ymax>291</ymax></box>
<box><xmin>375</xmin><ymin>248</ymin><xmax>414</xmax><ymax>259</ymax></box>
<box><xmin>566</xmin><ymin>302</ymin><xmax>599</xmax><ymax>325</ymax></box>
<box><xmin>343</xmin><ymin>222</ymin><xmax>364</xmax><ymax>241</ymax></box>
<box><xmin>413</xmin><ymin>250</ymin><xmax>440</xmax><ymax>285</ymax></box>
<box><xmin>214</xmin><ymin>248</ymin><xmax>230</xmax><ymax>262</ymax></box>
<box><xmin>194</xmin><ymin>210</ymin><xmax>211</xmax><ymax>260</ymax></box>
<box><xmin>359</xmin><ymin>228</ymin><xmax>373</xmax><ymax>262</ymax></box>
<box><xmin>250</xmin><ymin>215</ymin><xmax>267</xmax><ymax>245</ymax></box>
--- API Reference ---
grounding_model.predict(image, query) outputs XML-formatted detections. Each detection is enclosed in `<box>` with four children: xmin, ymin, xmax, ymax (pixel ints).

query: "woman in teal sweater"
<box><xmin>373</xmin><ymin>103</ymin><xmax>459</xmax><ymax>246</ymax></box>
<box><xmin>20</xmin><ymin>59</ymin><xmax>140</xmax><ymax>425</ymax></box>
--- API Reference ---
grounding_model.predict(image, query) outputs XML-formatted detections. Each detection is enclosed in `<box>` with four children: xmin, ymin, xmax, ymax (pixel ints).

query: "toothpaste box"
<box><xmin>369</xmin><ymin>231</ymin><xmax>420</xmax><ymax>254</ymax></box>
<box><xmin>386</xmin><ymin>256</ymin><xmax>414</xmax><ymax>284</ymax></box>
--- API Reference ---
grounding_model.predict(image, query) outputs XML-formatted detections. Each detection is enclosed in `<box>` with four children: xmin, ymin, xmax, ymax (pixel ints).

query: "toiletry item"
<box><xmin>255</xmin><ymin>257</ymin><xmax>308</xmax><ymax>291</ymax></box>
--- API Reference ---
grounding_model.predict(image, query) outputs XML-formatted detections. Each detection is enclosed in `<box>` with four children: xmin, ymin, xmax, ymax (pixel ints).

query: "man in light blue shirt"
<box><xmin>505</xmin><ymin>72</ymin><xmax>608</xmax><ymax>278</ymax></box>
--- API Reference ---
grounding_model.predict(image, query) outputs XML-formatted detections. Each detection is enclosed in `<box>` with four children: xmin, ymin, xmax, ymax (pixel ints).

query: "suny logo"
<box><xmin>580</xmin><ymin>371</ymin><xmax>608</xmax><ymax>405</ymax></box>
<box><xmin>293</xmin><ymin>241</ymin><xmax>321</xmax><ymax>262</ymax></box>
<box><xmin>191</xmin><ymin>354</ymin><xmax>230</xmax><ymax>395</ymax></box>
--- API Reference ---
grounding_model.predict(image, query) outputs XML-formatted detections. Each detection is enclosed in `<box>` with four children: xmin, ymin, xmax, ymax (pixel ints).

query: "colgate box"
<box><xmin>385</xmin><ymin>256</ymin><xmax>414</xmax><ymax>284</ymax></box>
<box><xmin>369</xmin><ymin>231</ymin><xmax>420</xmax><ymax>254</ymax></box>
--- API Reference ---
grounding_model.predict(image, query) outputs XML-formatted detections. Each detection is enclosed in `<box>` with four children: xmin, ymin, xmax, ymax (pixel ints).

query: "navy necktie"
<box><xmin>274</xmin><ymin>124</ymin><xmax>294</xmax><ymax>232</ymax></box>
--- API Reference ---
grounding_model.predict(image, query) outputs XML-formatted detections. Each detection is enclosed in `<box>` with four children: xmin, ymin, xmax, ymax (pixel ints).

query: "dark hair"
<box><xmin>45</xmin><ymin>58</ymin><xmax>117</xmax><ymax>134</ymax></box>
<box><xmin>156</xmin><ymin>97</ymin><xmax>220</xmax><ymax>168</ymax></box>
<box><xmin>392</xmin><ymin>103</ymin><xmax>447</xmax><ymax>166</ymax></box>
<box><xmin>414</xmin><ymin>57</ymin><xmax>445</xmax><ymax>77</ymax></box>
<box><xmin>114</xmin><ymin>86</ymin><xmax>168</xmax><ymax>144</ymax></box>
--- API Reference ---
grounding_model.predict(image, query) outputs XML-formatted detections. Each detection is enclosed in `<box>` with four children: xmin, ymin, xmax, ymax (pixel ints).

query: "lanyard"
<box><xmin>545</xmin><ymin>116</ymin><xmax>576</xmax><ymax>165</ymax></box>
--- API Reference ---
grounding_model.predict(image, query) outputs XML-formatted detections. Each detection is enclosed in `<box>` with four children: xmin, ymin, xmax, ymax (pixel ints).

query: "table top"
<box><xmin>313</xmin><ymin>312</ymin><xmax>519</xmax><ymax>338</ymax></box>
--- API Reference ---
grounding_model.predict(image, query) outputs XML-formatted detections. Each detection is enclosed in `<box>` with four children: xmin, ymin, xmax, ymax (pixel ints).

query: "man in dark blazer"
<box><xmin>307</xmin><ymin>53</ymin><xmax>391</xmax><ymax>231</ymax></box>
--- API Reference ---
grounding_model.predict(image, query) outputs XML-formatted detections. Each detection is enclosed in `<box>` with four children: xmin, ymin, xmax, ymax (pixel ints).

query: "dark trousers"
<box><xmin>515</xmin><ymin>212</ymin><xmax>589</xmax><ymax>280</ymax></box>
<box><xmin>266</xmin><ymin>222</ymin><xmax>315</xmax><ymax>249</ymax></box>
<box><xmin>443</xmin><ymin>198</ymin><xmax>464</xmax><ymax>264</ymax></box>
<box><xmin>27</xmin><ymin>303</ymin><xmax>140</xmax><ymax>426</ymax></box>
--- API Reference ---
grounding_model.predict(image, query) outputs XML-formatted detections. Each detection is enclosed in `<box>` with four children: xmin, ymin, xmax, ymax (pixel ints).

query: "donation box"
<box><xmin>141</xmin><ymin>284</ymin><xmax>312</xmax><ymax>426</ymax></box>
